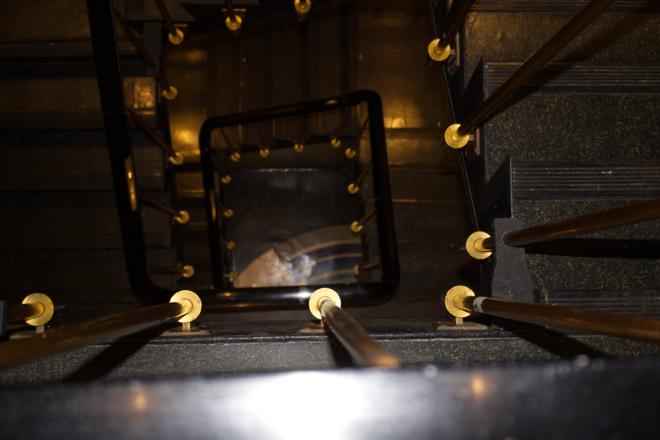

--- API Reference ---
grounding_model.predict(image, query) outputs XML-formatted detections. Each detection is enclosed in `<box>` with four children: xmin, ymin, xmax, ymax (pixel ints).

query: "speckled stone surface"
<box><xmin>462</xmin><ymin>12</ymin><xmax>660</xmax><ymax>85</ymax></box>
<box><xmin>483</xmin><ymin>93</ymin><xmax>660</xmax><ymax>180</ymax></box>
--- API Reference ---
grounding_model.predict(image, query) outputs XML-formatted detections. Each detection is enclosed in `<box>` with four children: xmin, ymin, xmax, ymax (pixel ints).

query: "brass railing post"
<box><xmin>8</xmin><ymin>293</ymin><xmax>55</xmax><ymax>334</ymax></box>
<box><xmin>465</xmin><ymin>198</ymin><xmax>660</xmax><ymax>259</ymax></box>
<box><xmin>427</xmin><ymin>0</ymin><xmax>477</xmax><ymax>62</ymax></box>
<box><xmin>309</xmin><ymin>288</ymin><xmax>400</xmax><ymax>368</ymax></box>
<box><xmin>141</xmin><ymin>194</ymin><xmax>190</xmax><ymax>224</ymax></box>
<box><xmin>127</xmin><ymin>108</ymin><xmax>184</xmax><ymax>165</ymax></box>
<box><xmin>445</xmin><ymin>286</ymin><xmax>660</xmax><ymax>343</ymax></box>
<box><xmin>154</xmin><ymin>0</ymin><xmax>185</xmax><ymax>44</ymax></box>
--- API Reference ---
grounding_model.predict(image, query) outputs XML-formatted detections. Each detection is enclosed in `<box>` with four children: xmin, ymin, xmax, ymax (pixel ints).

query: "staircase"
<box><xmin>448</xmin><ymin>0</ymin><xmax>660</xmax><ymax>313</ymax></box>
<box><xmin>0</xmin><ymin>1</ymin><xmax>178</xmax><ymax>320</ymax></box>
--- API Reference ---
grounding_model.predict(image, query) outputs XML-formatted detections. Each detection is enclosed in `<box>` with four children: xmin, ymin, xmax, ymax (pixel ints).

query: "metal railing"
<box><xmin>154</xmin><ymin>0</ymin><xmax>185</xmax><ymax>44</ymax></box>
<box><xmin>113</xmin><ymin>8</ymin><xmax>178</xmax><ymax>100</ymax></box>
<box><xmin>445</xmin><ymin>286</ymin><xmax>660</xmax><ymax>343</ymax></box>
<box><xmin>0</xmin><ymin>291</ymin><xmax>201</xmax><ymax>370</ymax></box>
<box><xmin>309</xmin><ymin>288</ymin><xmax>400</xmax><ymax>368</ymax></box>
<box><xmin>427</xmin><ymin>0</ymin><xmax>477</xmax><ymax>62</ymax></box>
<box><xmin>444</xmin><ymin>0</ymin><xmax>615</xmax><ymax>149</ymax></box>
<box><xmin>465</xmin><ymin>198</ymin><xmax>660</xmax><ymax>259</ymax></box>
<box><xmin>198</xmin><ymin>90</ymin><xmax>400</xmax><ymax>306</ymax></box>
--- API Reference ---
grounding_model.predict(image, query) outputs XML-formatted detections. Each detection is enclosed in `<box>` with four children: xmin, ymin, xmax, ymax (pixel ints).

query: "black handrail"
<box><xmin>86</xmin><ymin>0</ymin><xmax>170</xmax><ymax>305</ymax></box>
<box><xmin>445</xmin><ymin>0</ymin><xmax>615</xmax><ymax>148</ymax></box>
<box><xmin>199</xmin><ymin>90</ymin><xmax>400</xmax><ymax>306</ymax></box>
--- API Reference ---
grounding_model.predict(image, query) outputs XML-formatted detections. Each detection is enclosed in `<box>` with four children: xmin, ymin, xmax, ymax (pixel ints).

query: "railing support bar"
<box><xmin>309</xmin><ymin>288</ymin><xmax>400</xmax><ymax>368</ymax></box>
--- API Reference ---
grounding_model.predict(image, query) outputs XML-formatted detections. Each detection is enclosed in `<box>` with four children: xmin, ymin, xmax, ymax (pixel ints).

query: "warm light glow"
<box><xmin>174</xmin><ymin>129</ymin><xmax>197</xmax><ymax>147</ymax></box>
<box><xmin>235</xmin><ymin>372</ymin><xmax>368</xmax><ymax>439</ymax></box>
<box><xmin>131</xmin><ymin>389</ymin><xmax>148</xmax><ymax>412</ymax></box>
<box><xmin>470</xmin><ymin>375</ymin><xmax>487</xmax><ymax>398</ymax></box>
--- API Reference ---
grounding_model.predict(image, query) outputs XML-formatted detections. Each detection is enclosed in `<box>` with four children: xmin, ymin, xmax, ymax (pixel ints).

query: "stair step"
<box><xmin>471</xmin><ymin>0</ymin><xmax>660</xmax><ymax>14</ymax></box>
<box><xmin>0</xmin><ymin>40</ymin><xmax>139</xmax><ymax>59</ymax></box>
<box><xmin>385</xmin><ymin>128</ymin><xmax>459</xmax><ymax>169</ymax></box>
<box><xmin>514</xmin><ymin>199</ymin><xmax>660</xmax><ymax>241</ymax></box>
<box><xmin>479</xmin><ymin>63</ymin><xmax>660</xmax><ymax>180</ymax></box>
<box><xmin>527</xmin><ymin>253</ymin><xmax>660</xmax><ymax>292</ymax></box>
<box><xmin>546</xmin><ymin>289</ymin><xmax>660</xmax><ymax>318</ymax></box>
<box><xmin>0</xmin><ymin>192</ymin><xmax>173</xmax><ymax>250</ymax></box>
<box><xmin>175</xmin><ymin>167</ymin><xmax>466</xmax><ymax>201</ymax></box>
<box><xmin>0</xmin><ymin>130</ymin><xmax>165</xmax><ymax>191</ymax></box>
<box><xmin>0</xmin><ymin>249</ymin><xmax>176</xmax><ymax>291</ymax></box>
<box><xmin>511</xmin><ymin>161</ymin><xmax>660</xmax><ymax>200</ymax></box>
<box><xmin>0</xmin><ymin>77</ymin><xmax>157</xmax><ymax>130</ymax></box>
<box><xmin>0</xmin><ymin>58</ymin><xmax>151</xmax><ymax>79</ymax></box>
<box><xmin>462</xmin><ymin>11</ymin><xmax>660</xmax><ymax>86</ymax></box>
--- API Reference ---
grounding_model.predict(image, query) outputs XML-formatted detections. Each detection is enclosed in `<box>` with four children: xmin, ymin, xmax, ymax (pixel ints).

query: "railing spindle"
<box><xmin>8</xmin><ymin>293</ymin><xmax>54</xmax><ymax>334</ymax></box>
<box><xmin>309</xmin><ymin>288</ymin><xmax>400</xmax><ymax>368</ymax></box>
<box><xmin>351</xmin><ymin>208</ymin><xmax>376</xmax><ymax>234</ymax></box>
<box><xmin>113</xmin><ymin>9</ymin><xmax>178</xmax><ymax>100</ymax></box>
<box><xmin>427</xmin><ymin>0</ymin><xmax>477</xmax><ymax>62</ymax></box>
<box><xmin>465</xmin><ymin>198</ymin><xmax>660</xmax><ymax>259</ymax></box>
<box><xmin>153</xmin><ymin>0</ymin><xmax>185</xmax><ymax>45</ymax></box>
<box><xmin>127</xmin><ymin>107</ymin><xmax>184</xmax><ymax>165</ymax></box>
<box><xmin>141</xmin><ymin>194</ymin><xmax>190</xmax><ymax>224</ymax></box>
<box><xmin>445</xmin><ymin>286</ymin><xmax>660</xmax><ymax>343</ymax></box>
<box><xmin>0</xmin><ymin>291</ymin><xmax>202</xmax><ymax>370</ymax></box>
<box><xmin>294</xmin><ymin>0</ymin><xmax>312</xmax><ymax>20</ymax></box>
<box><xmin>224</xmin><ymin>0</ymin><xmax>242</xmax><ymax>31</ymax></box>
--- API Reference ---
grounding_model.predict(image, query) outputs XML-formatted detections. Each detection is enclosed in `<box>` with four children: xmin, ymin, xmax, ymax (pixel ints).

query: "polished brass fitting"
<box><xmin>465</xmin><ymin>231</ymin><xmax>492</xmax><ymax>260</ymax></box>
<box><xmin>345</xmin><ymin>148</ymin><xmax>357</xmax><ymax>159</ymax></box>
<box><xmin>22</xmin><ymin>293</ymin><xmax>54</xmax><ymax>327</ymax></box>
<box><xmin>294</xmin><ymin>0</ymin><xmax>312</xmax><ymax>15</ymax></box>
<box><xmin>444</xmin><ymin>285</ymin><xmax>475</xmax><ymax>318</ymax></box>
<box><xmin>225</xmin><ymin>15</ymin><xmax>242</xmax><ymax>31</ymax></box>
<box><xmin>350</xmin><ymin>220</ymin><xmax>364</xmax><ymax>234</ymax></box>
<box><xmin>225</xmin><ymin>240</ymin><xmax>237</xmax><ymax>251</ymax></box>
<box><xmin>221</xmin><ymin>175</ymin><xmax>232</xmax><ymax>185</ymax></box>
<box><xmin>125</xmin><ymin>158</ymin><xmax>138</xmax><ymax>211</ymax></box>
<box><xmin>161</xmin><ymin>85</ymin><xmax>178</xmax><ymax>101</ymax></box>
<box><xmin>427</xmin><ymin>38</ymin><xmax>452</xmax><ymax>62</ymax></box>
<box><xmin>180</xmin><ymin>265</ymin><xmax>195</xmax><ymax>279</ymax></box>
<box><xmin>230</xmin><ymin>151</ymin><xmax>241</xmax><ymax>162</ymax></box>
<box><xmin>168</xmin><ymin>151</ymin><xmax>185</xmax><ymax>166</ymax></box>
<box><xmin>222</xmin><ymin>208</ymin><xmax>234</xmax><ymax>219</ymax></box>
<box><xmin>330</xmin><ymin>137</ymin><xmax>341</xmax><ymax>149</ymax></box>
<box><xmin>293</xmin><ymin>143</ymin><xmax>304</xmax><ymax>153</ymax></box>
<box><xmin>444</xmin><ymin>123</ymin><xmax>471</xmax><ymax>149</ymax></box>
<box><xmin>168</xmin><ymin>28</ymin><xmax>185</xmax><ymax>45</ymax></box>
<box><xmin>308</xmin><ymin>287</ymin><xmax>341</xmax><ymax>320</ymax></box>
<box><xmin>170</xmin><ymin>290</ymin><xmax>202</xmax><ymax>324</ymax></box>
<box><xmin>347</xmin><ymin>183</ymin><xmax>359</xmax><ymax>195</ymax></box>
<box><xmin>174</xmin><ymin>210</ymin><xmax>190</xmax><ymax>225</ymax></box>
<box><xmin>259</xmin><ymin>147</ymin><xmax>270</xmax><ymax>158</ymax></box>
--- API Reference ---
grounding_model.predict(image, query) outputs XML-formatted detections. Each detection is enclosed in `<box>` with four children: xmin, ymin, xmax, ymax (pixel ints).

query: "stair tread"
<box><xmin>0</xmin><ymin>192</ymin><xmax>173</xmax><ymax>250</ymax></box>
<box><xmin>0</xmin><ymin>249</ymin><xmax>176</xmax><ymax>290</ymax></box>
<box><xmin>0</xmin><ymin>130</ymin><xmax>165</xmax><ymax>191</ymax></box>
